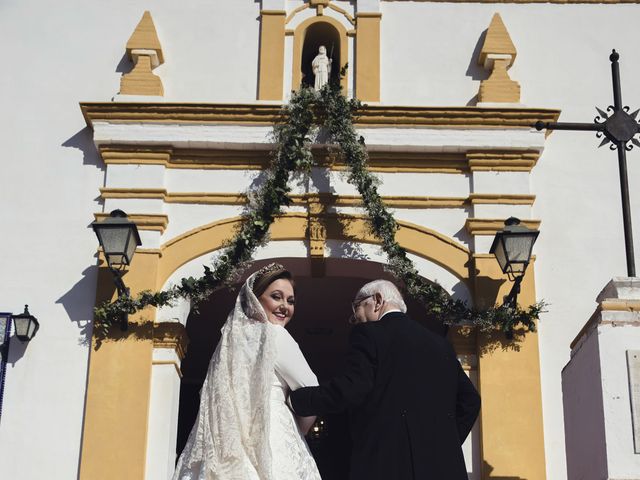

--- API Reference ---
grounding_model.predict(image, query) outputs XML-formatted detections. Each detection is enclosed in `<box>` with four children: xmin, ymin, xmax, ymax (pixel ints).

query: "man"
<box><xmin>289</xmin><ymin>280</ymin><xmax>481</xmax><ymax>480</ymax></box>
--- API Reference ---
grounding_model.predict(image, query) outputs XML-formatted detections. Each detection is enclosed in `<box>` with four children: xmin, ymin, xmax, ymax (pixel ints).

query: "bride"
<box><xmin>172</xmin><ymin>263</ymin><xmax>322</xmax><ymax>480</ymax></box>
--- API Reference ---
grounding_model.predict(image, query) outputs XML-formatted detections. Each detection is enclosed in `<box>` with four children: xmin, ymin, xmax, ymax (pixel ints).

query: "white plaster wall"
<box><xmin>328</xmin><ymin>170</ymin><xmax>471</xmax><ymax>197</ymax></box>
<box><xmin>145</xmin><ymin>348</ymin><xmax>182</xmax><ymax>480</ymax></box>
<box><xmin>1</xmin><ymin>2</ymin><xmax>104</xmax><ymax>478</ymax></box>
<box><xmin>599</xmin><ymin>325</ymin><xmax>640</xmax><ymax>478</ymax></box>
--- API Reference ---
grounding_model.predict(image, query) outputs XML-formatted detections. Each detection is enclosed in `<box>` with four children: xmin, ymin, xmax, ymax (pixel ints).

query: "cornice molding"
<box><xmin>467</xmin><ymin>150</ymin><xmax>540</xmax><ymax>172</ymax></box>
<box><xmin>99</xmin><ymin>190</ymin><xmax>537</xmax><ymax>208</ymax></box>
<box><xmin>93</xmin><ymin>212</ymin><xmax>169</xmax><ymax>233</ymax></box>
<box><xmin>80</xmin><ymin>102</ymin><xmax>560</xmax><ymax>130</ymax></box>
<box><xmin>465</xmin><ymin>218</ymin><xmax>541</xmax><ymax>235</ymax></box>
<box><xmin>97</xmin><ymin>145</ymin><xmax>547</xmax><ymax>173</ymax></box>
<box><xmin>468</xmin><ymin>194</ymin><xmax>536</xmax><ymax>205</ymax></box>
<box><xmin>99</xmin><ymin>189</ymin><xmax>471</xmax><ymax>208</ymax></box>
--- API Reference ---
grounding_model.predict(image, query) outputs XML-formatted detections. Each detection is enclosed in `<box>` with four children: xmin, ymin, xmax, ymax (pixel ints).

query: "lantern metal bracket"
<box><xmin>108</xmin><ymin>265</ymin><xmax>130</xmax><ymax>331</ymax></box>
<box><xmin>503</xmin><ymin>275</ymin><xmax>524</xmax><ymax>308</ymax></box>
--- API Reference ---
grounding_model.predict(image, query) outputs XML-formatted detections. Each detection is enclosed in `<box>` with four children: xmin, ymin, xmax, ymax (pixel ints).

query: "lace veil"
<box><xmin>172</xmin><ymin>269</ymin><xmax>279</xmax><ymax>480</ymax></box>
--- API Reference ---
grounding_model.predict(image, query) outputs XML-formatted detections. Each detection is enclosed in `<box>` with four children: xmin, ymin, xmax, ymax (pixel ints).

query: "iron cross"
<box><xmin>534</xmin><ymin>50</ymin><xmax>640</xmax><ymax>277</ymax></box>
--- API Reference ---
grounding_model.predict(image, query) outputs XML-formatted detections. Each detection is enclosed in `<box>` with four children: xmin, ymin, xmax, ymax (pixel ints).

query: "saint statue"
<box><xmin>312</xmin><ymin>45</ymin><xmax>332</xmax><ymax>91</ymax></box>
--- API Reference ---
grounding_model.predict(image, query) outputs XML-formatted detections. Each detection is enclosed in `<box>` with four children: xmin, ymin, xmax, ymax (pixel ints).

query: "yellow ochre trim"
<box><xmin>99</xmin><ymin>189</ymin><xmax>479</xmax><ymax>208</ymax></box>
<box><xmin>479</xmin><ymin>13</ymin><xmax>516</xmax><ymax>67</ymax></box>
<box><xmin>258</xmin><ymin>10</ymin><xmax>286</xmax><ymax>100</ymax></box>
<box><xmin>467</xmin><ymin>150</ymin><xmax>540</xmax><ymax>172</ymax></box>
<box><xmin>468</xmin><ymin>194</ymin><xmax>535</xmax><ymax>205</ymax></box>
<box><xmin>260</xmin><ymin>9</ymin><xmax>287</xmax><ymax>15</ymax></box>
<box><xmin>157</xmin><ymin>213</ymin><xmax>471</xmax><ymax>289</ymax></box>
<box><xmin>97</xmin><ymin>146</ymin><xmax>544</xmax><ymax>173</ymax></box>
<box><xmin>100</xmin><ymin>188</ymin><xmax>167</xmax><ymax>199</ymax></box>
<box><xmin>471</xmin><ymin>252</ymin><xmax>546</xmax><ymax>479</ymax></box>
<box><xmin>80</xmin><ymin>102</ymin><xmax>561</xmax><ymax>128</ymax></box>
<box><xmin>80</xmin><ymin>250</ymin><xmax>162</xmax><ymax>480</ymax></box>
<box><xmin>94</xmin><ymin>212</ymin><xmax>169</xmax><ymax>233</ymax></box>
<box><xmin>285</xmin><ymin>4</ymin><xmax>310</xmax><ymax>24</ymax></box>
<box><xmin>328</xmin><ymin>3</ymin><xmax>356</xmax><ymax>25</ymax></box>
<box><xmin>126</xmin><ymin>11</ymin><xmax>164</xmax><ymax>64</ymax></box>
<box><xmin>121</xmin><ymin>11</ymin><xmax>165</xmax><ymax>96</ymax></box>
<box><xmin>465</xmin><ymin>218</ymin><xmax>541</xmax><ymax>235</ymax></box>
<box><xmin>355</xmin><ymin>14</ymin><xmax>381</xmax><ymax>102</ymax></box>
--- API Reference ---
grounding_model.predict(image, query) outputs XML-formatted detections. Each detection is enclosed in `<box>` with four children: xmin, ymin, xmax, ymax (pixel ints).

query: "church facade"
<box><xmin>1</xmin><ymin>1</ymin><xmax>640</xmax><ymax>479</ymax></box>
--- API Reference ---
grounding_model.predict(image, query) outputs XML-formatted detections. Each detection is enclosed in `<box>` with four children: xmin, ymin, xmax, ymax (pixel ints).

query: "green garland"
<box><xmin>94</xmin><ymin>83</ymin><xmax>544</xmax><ymax>338</ymax></box>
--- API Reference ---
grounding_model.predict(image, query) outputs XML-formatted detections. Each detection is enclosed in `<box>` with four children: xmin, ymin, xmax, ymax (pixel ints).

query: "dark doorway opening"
<box><xmin>175</xmin><ymin>259</ymin><xmax>446</xmax><ymax>479</ymax></box>
<box><xmin>301</xmin><ymin>22</ymin><xmax>341</xmax><ymax>88</ymax></box>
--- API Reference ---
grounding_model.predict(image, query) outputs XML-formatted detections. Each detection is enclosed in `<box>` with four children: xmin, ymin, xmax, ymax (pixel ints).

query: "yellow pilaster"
<box><xmin>472</xmin><ymin>254</ymin><xmax>546</xmax><ymax>480</ymax></box>
<box><xmin>355</xmin><ymin>13</ymin><xmax>381</xmax><ymax>102</ymax></box>
<box><xmin>79</xmin><ymin>250</ymin><xmax>161</xmax><ymax>480</ymax></box>
<box><xmin>258</xmin><ymin>10</ymin><xmax>286</xmax><ymax>100</ymax></box>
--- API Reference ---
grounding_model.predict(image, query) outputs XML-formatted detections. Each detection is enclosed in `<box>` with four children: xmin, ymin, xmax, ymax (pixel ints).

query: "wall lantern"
<box><xmin>489</xmin><ymin>217</ymin><xmax>539</xmax><ymax>306</ymax></box>
<box><xmin>11</xmin><ymin>305</ymin><xmax>39</xmax><ymax>342</ymax></box>
<box><xmin>0</xmin><ymin>306</ymin><xmax>39</xmax><ymax>365</ymax></box>
<box><xmin>91</xmin><ymin>209</ymin><xmax>141</xmax><ymax>330</ymax></box>
<box><xmin>0</xmin><ymin>306</ymin><xmax>38</xmax><ymax>423</ymax></box>
<box><xmin>91</xmin><ymin>209</ymin><xmax>141</xmax><ymax>268</ymax></box>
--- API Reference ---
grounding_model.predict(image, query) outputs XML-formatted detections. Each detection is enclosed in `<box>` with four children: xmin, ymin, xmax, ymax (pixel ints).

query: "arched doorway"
<box><xmin>175</xmin><ymin>257</ymin><xmax>451</xmax><ymax>479</ymax></box>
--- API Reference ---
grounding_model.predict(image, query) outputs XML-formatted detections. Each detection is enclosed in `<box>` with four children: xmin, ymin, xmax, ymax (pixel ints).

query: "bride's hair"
<box><xmin>252</xmin><ymin>262</ymin><xmax>294</xmax><ymax>297</ymax></box>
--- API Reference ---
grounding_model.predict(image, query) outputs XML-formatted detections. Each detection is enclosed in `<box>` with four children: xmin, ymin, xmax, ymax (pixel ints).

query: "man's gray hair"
<box><xmin>356</xmin><ymin>280</ymin><xmax>407</xmax><ymax>313</ymax></box>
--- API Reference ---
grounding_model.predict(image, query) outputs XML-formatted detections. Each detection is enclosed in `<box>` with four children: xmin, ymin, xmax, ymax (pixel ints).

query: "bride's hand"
<box><xmin>297</xmin><ymin>415</ymin><xmax>317</xmax><ymax>436</ymax></box>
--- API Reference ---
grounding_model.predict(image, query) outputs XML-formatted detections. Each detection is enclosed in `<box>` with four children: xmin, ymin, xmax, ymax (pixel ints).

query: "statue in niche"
<box><xmin>312</xmin><ymin>45</ymin><xmax>332</xmax><ymax>91</ymax></box>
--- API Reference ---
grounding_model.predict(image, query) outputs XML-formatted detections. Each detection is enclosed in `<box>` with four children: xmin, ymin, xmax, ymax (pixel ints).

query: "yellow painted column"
<box><xmin>79</xmin><ymin>250</ymin><xmax>161</xmax><ymax>480</ymax></box>
<box><xmin>258</xmin><ymin>10</ymin><xmax>286</xmax><ymax>100</ymax></box>
<box><xmin>355</xmin><ymin>13</ymin><xmax>381</xmax><ymax>102</ymax></box>
<box><xmin>472</xmin><ymin>254</ymin><xmax>546</xmax><ymax>480</ymax></box>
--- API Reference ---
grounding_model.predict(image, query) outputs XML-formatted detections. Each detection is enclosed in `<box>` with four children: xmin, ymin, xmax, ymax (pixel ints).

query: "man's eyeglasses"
<box><xmin>351</xmin><ymin>295</ymin><xmax>373</xmax><ymax>314</ymax></box>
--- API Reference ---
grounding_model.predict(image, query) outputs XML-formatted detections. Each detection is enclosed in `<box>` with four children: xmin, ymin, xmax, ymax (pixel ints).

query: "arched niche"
<box><xmin>293</xmin><ymin>16</ymin><xmax>348</xmax><ymax>93</ymax></box>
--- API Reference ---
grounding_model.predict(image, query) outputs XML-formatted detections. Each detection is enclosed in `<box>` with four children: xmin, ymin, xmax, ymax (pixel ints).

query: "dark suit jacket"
<box><xmin>290</xmin><ymin>311</ymin><xmax>481</xmax><ymax>480</ymax></box>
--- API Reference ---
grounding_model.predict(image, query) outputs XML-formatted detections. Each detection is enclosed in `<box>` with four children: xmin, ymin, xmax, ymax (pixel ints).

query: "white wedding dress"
<box><xmin>269</xmin><ymin>325</ymin><xmax>322</xmax><ymax>480</ymax></box>
<box><xmin>172</xmin><ymin>271</ymin><xmax>321</xmax><ymax>480</ymax></box>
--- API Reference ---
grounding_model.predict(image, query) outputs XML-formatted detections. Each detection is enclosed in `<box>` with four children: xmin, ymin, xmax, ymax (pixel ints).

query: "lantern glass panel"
<box><xmin>97</xmin><ymin>226</ymin><xmax>131</xmax><ymax>265</ymax></box>
<box><xmin>504</xmin><ymin>234</ymin><xmax>535</xmax><ymax>263</ymax></box>
<box><xmin>125</xmin><ymin>232</ymin><xmax>137</xmax><ymax>265</ymax></box>
<box><xmin>0</xmin><ymin>314</ymin><xmax>10</xmax><ymax>347</ymax></box>
<box><xmin>492</xmin><ymin>237</ymin><xmax>508</xmax><ymax>273</ymax></box>
<box><xmin>13</xmin><ymin>315</ymin><xmax>38</xmax><ymax>340</ymax></box>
